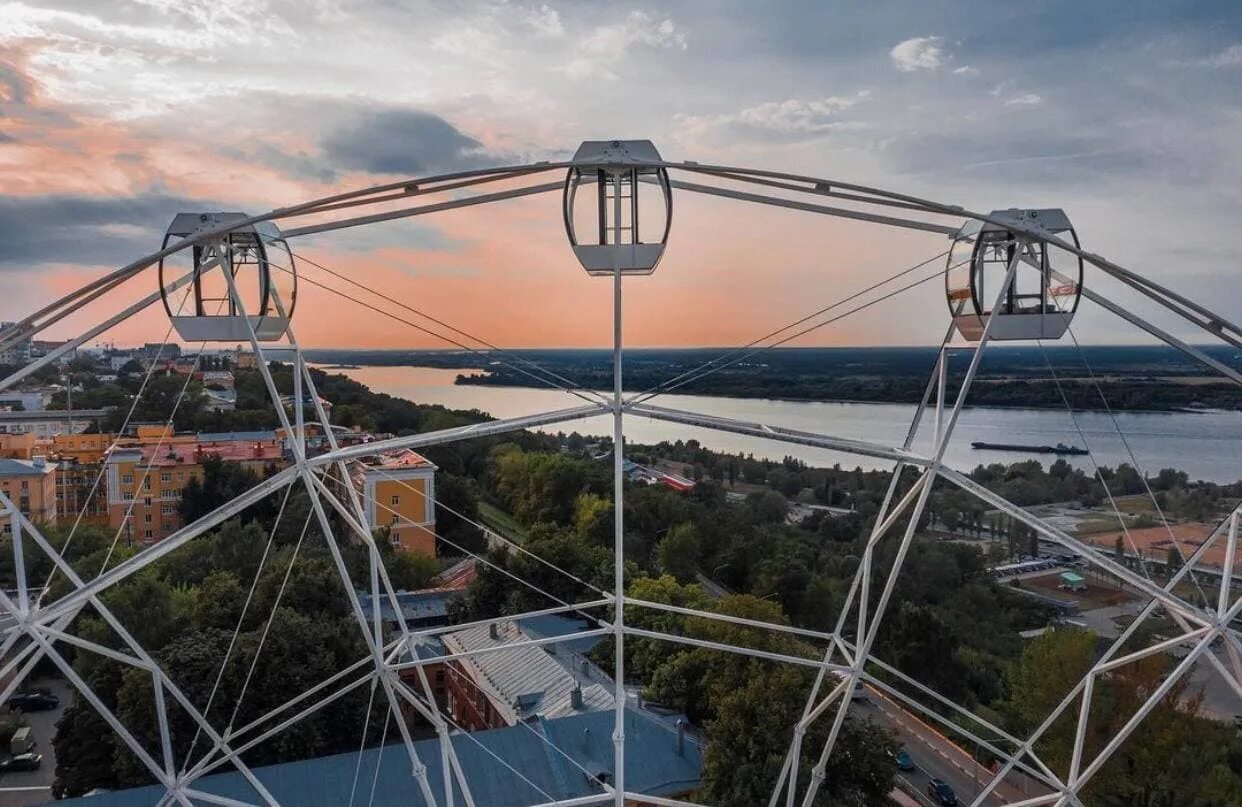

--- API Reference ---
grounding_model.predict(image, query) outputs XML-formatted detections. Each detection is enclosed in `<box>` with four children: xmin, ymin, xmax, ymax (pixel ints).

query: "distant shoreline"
<box><xmin>302</xmin><ymin>345</ymin><xmax>1242</xmax><ymax>414</ymax></box>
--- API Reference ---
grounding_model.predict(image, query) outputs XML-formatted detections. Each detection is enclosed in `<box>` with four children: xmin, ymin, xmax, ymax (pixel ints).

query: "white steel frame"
<box><xmin>1</xmin><ymin>149</ymin><xmax>1239</xmax><ymax>807</ymax></box>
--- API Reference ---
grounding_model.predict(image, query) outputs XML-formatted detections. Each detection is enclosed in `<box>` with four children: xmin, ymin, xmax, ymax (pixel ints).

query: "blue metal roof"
<box><xmin>45</xmin><ymin>708</ymin><xmax>702</xmax><ymax>807</ymax></box>
<box><xmin>0</xmin><ymin>458</ymin><xmax>53</xmax><ymax>476</ymax></box>
<box><xmin>357</xmin><ymin>589</ymin><xmax>457</xmax><ymax>626</ymax></box>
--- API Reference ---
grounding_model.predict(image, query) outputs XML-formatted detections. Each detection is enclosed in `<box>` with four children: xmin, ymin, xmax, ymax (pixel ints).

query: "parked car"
<box><xmin>7</xmin><ymin>691</ymin><xmax>59</xmax><ymax>712</ymax></box>
<box><xmin>926</xmin><ymin>778</ymin><xmax>958</xmax><ymax>806</ymax></box>
<box><xmin>893</xmin><ymin>748</ymin><xmax>915</xmax><ymax>771</ymax></box>
<box><xmin>0</xmin><ymin>753</ymin><xmax>43</xmax><ymax>772</ymax></box>
<box><xmin>9</xmin><ymin>727</ymin><xmax>34</xmax><ymax>757</ymax></box>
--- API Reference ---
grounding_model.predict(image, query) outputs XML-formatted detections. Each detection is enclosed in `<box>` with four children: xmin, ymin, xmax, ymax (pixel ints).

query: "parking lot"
<box><xmin>0</xmin><ymin>678</ymin><xmax>68</xmax><ymax>807</ymax></box>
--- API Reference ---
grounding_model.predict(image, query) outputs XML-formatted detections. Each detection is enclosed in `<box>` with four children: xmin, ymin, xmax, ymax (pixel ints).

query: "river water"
<box><xmin>318</xmin><ymin>365</ymin><xmax>1242</xmax><ymax>483</ymax></box>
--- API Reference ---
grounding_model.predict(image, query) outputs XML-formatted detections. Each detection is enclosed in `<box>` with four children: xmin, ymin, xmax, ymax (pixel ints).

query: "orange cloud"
<box><xmin>3</xmin><ymin>47</ymin><xmax>956</xmax><ymax>353</ymax></box>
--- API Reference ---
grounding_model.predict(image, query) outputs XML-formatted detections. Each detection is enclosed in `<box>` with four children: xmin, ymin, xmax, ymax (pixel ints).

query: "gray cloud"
<box><xmin>0</xmin><ymin>61</ymin><xmax>30</xmax><ymax>107</ymax></box>
<box><xmin>882</xmin><ymin>132</ymin><xmax>1150</xmax><ymax>183</ymax></box>
<box><xmin>0</xmin><ymin>193</ymin><xmax>229</xmax><ymax>269</ymax></box>
<box><xmin>320</xmin><ymin>108</ymin><xmax>493</xmax><ymax>176</ymax></box>
<box><xmin>218</xmin><ymin>142</ymin><xmax>338</xmax><ymax>185</ymax></box>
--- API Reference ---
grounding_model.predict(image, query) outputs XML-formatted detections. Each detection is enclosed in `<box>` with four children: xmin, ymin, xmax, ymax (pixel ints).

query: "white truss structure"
<box><xmin>0</xmin><ymin>148</ymin><xmax>1240</xmax><ymax>807</ymax></box>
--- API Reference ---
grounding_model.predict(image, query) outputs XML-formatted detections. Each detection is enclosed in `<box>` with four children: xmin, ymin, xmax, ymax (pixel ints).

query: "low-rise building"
<box><xmin>0</xmin><ymin>409</ymin><xmax>109</xmax><ymax>437</ymax></box>
<box><xmin>442</xmin><ymin>618</ymin><xmax>614</xmax><ymax>731</ymax></box>
<box><xmin>105</xmin><ymin>431</ymin><xmax>285</xmax><ymax>544</ymax></box>
<box><xmin>0</xmin><ymin>432</ymin><xmax>38</xmax><ymax>459</ymax></box>
<box><xmin>348</xmin><ymin>449</ymin><xmax>437</xmax><ymax>556</ymax></box>
<box><xmin>0</xmin><ymin>389</ymin><xmax>48</xmax><ymax>412</ymax></box>
<box><xmin>0</xmin><ymin>456</ymin><xmax>58</xmax><ymax>528</ymax></box>
<box><xmin>0</xmin><ymin>322</ymin><xmax>32</xmax><ymax>367</ymax></box>
<box><xmin>42</xmin><ymin>707</ymin><xmax>703</xmax><ymax>807</ymax></box>
<box><xmin>50</xmin><ymin>432</ymin><xmax>118</xmax><ymax>527</ymax></box>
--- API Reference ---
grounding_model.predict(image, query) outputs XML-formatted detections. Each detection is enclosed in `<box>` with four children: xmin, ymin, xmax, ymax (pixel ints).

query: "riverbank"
<box><xmin>312</xmin><ymin>364</ymin><xmax>1242</xmax><ymax>483</ymax></box>
<box><xmin>300</xmin><ymin>345</ymin><xmax>1242</xmax><ymax>413</ymax></box>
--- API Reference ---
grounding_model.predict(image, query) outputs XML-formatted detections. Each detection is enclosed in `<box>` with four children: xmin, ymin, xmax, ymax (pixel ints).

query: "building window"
<box><xmin>161</xmin><ymin>504</ymin><xmax>176</xmax><ymax>515</ymax></box>
<box><xmin>143</xmin><ymin>477</ymin><xmax>151</xmax><ymax>490</ymax></box>
<box><xmin>160</xmin><ymin>473</ymin><xmax>171</xmax><ymax>483</ymax></box>
<box><xmin>122</xmin><ymin>474</ymin><xmax>133</xmax><ymax>485</ymax></box>
<box><xmin>143</xmin><ymin>529</ymin><xmax>153</xmax><ymax>540</ymax></box>
<box><xmin>144</xmin><ymin>514</ymin><xmax>152</xmax><ymax>523</ymax></box>
<box><xmin>390</xmin><ymin>494</ymin><xmax>400</xmax><ymax>506</ymax></box>
<box><xmin>390</xmin><ymin>514</ymin><xmax>400</xmax><ymax>526</ymax></box>
<box><xmin>20</xmin><ymin>480</ymin><xmax>27</xmax><ymax>491</ymax></box>
<box><xmin>123</xmin><ymin>492</ymin><xmax>134</xmax><ymax>501</ymax></box>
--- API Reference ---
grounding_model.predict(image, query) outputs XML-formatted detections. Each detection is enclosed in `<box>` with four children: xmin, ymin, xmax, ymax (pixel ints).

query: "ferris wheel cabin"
<box><xmin>945</xmin><ymin>208</ymin><xmax>1083</xmax><ymax>342</ymax></box>
<box><xmin>158</xmin><ymin>213</ymin><xmax>297</xmax><ymax>342</ymax></box>
<box><xmin>563</xmin><ymin>140</ymin><xmax>672</xmax><ymax>276</ymax></box>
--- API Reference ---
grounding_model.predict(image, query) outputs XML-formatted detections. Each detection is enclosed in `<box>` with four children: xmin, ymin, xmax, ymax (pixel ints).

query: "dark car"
<box><xmin>7</xmin><ymin>692</ymin><xmax>59</xmax><ymax>712</ymax></box>
<box><xmin>894</xmin><ymin>749</ymin><xmax>915</xmax><ymax>771</ymax></box>
<box><xmin>927</xmin><ymin>778</ymin><xmax>958</xmax><ymax>806</ymax></box>
<box><xmin>1</xmin><ymin>753</ymin><xmax>43</xmax><ymax>772</ymax></box>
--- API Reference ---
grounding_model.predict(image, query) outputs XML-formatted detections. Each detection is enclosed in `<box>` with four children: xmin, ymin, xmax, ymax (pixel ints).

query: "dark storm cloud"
<box><xmin>0</xmin><ymin>193</ymin><xmax>227</xmax><ymax>269</ymax></box>
<box><xmin>320</xmin><ymin>108</ymin><xmax>492</xmax><ymax>175</ymax></box>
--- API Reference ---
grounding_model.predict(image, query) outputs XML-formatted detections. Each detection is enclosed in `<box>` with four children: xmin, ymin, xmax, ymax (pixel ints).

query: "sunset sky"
<box><xmin>2</xmin><ymin>2</ymin><xmax>1241</xmax><ymax>350</ymax></box>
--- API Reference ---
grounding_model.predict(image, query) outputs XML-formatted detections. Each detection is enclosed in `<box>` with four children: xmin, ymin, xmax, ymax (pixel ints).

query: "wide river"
<box><xmin>319</xmin><ymin>365</ymin><xmax>1242</xmax><ymax>483</ymax></box>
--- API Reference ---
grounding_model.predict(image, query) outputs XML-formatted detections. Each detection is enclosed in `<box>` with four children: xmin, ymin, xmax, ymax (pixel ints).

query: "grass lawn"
<box><xmin>1113</xmin><ymin>497</ymin><xmax>1158</xmax><ymax>515</ymax></box>
<box><xmin>478</xmin><ymin>501</ymin><xmax>529</xmax><ymax>544</ymax></box>
<box><xmin>1076</xmin><ymin>515</ymin><xmax>1128</xmax><ymax>535</ymax></box>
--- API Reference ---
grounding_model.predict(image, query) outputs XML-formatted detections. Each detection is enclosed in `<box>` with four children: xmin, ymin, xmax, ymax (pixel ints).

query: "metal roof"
<box><xmin>357</xmin><ymin>589</ymin><xmax>458</xmax><ymax>626</ymax></box>
<box><xmin>197</xmin><ymin>430</ymin><xmax>279</xmax><ymax>442</ymax></box>
<box><xmin>43</xmin><ymin>708</ymin><xmax>702</xmax><ymax>807</ymax></box>
<box><xmin>517</xmin><ymin>613</ymin><xmax>606</xmax><ymax>658</ymax></box>
<box><xmin>0</xmin><ymin>458</ymin><xmax>56</xmax><ymax>476</ymax></box>
<box><xmin>443</xmin><ymin>620</ymin><xmax>614</xmax><ymax>724</ymax></box>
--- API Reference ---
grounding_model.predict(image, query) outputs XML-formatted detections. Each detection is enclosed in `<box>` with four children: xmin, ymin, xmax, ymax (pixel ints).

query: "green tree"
<box><xmin>179</xmin><ymin>457</ymin><xmax>267</xmax><ymax>524</ymax></box>
<box><xmin>1165</xmin><ymin>545</ymin><xmax>1183</xmax><ymax>576</ymax></box>
<box><xmin>434</xmin><ymin>474</ymin><xmax>485</xmax><ymax>554</ymax></box>
<box><xmin>748</xmin><ymin>490</ymin><xmax>788</xmax><ymax>524</ymax></box>
<box><xmin>656</xmin><ymin>523</ymin><xmax>701</xmax><ymax>582</ymax></box>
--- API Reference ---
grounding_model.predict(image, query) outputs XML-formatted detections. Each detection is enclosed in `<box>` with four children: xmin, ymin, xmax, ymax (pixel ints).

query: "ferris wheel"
<box><xmin>1</xmin><ymin>139</ymin><xmax>1240</xmax><ymax>807</ymax></box>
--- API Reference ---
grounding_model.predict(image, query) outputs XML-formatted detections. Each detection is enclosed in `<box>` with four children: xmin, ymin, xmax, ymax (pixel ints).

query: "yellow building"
<box><xmin>350</xmin><ymin>450</ymin><xmax>437</xmax><ymax>556</ymax></box>
<box><xmin>0</xmin><ymin>456</ymin><xmax>58</xmax><ymax>530</ymax></box>
<box><xmin>105</xmin><ymin>434</ymin><xmax>285</xmax><ymax>545</ymax></box>
<box><xmin>0</xmin><ymin>433</ymin><xmax>37</xmax><ymax>460</ymax></box>
<box><xmin>54</xmin><ymin>457</ymin><xmax>111</xmax><ymax>527</ymax></box>
<box><xmin>1</xmin><ymin>432</ymin><xmax>116</xmax><ymax>527</ymax></box>
<box><xmin>52</xmin><ymin>432</ymin><xmax>116</xmax><ymax>463</ymax></box>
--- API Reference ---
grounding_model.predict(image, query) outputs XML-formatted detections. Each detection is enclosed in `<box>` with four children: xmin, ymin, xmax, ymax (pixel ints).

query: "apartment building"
<box><xmin>105</xmin><ymin>432</ymin><xmax>285</xmax><ymax>544</ymax></box>
<box><xmin>348</xmin><ymin>449</ymin><xmax>437</xmax><ymax>555</ymax></box>
<box><xmin>0</xmin><ymin>456</ymin><xmax>58</xmax><ymax>530</ymax></box>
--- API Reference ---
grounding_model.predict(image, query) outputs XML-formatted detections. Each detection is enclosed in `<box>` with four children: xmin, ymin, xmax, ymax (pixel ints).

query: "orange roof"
<box><xmin>348</xmin><ymin>449</ymin><xmax>435</xmax><ymax>489</ymax></box>
<box><xmin>373</xmin><ymin>449</ymin><xmax>435</xmax><ymax>470</ymax></box>
<box><xmin>118</xmin><ymin>439</ymin><xmax>284</xmax><ymax>467</ymax></box>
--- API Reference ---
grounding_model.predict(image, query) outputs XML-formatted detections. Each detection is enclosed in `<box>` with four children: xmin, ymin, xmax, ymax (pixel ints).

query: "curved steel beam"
<box><xmin>12</xmin><ymin>151</ymin><xmax>1242</xmax><ymax>388</ymax></box>
<box><xmin>0</xmin><ymin>162</ymin><xmax>568</xmax><ymax>350</ymax></box>
<box><xmin>664</xmin><ymin>162</ymin><xmax>1242</xmax><ymax>349</ymax></box>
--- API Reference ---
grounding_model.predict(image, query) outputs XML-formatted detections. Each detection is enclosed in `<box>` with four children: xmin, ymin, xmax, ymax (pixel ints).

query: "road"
<box><xmin>853</xmin><ymin>687</ymin><xmax>1049</xmax><ymax>806</ymax></box>
<box><xmin>1180</xmin><ymin>645</ymin><xmax>1242</xmax><ymax>722</ymax></box>
<box><xmin>0</xmin><ymin>678</ymin><xmax>68</xmax><ymax>807</ymax></box>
